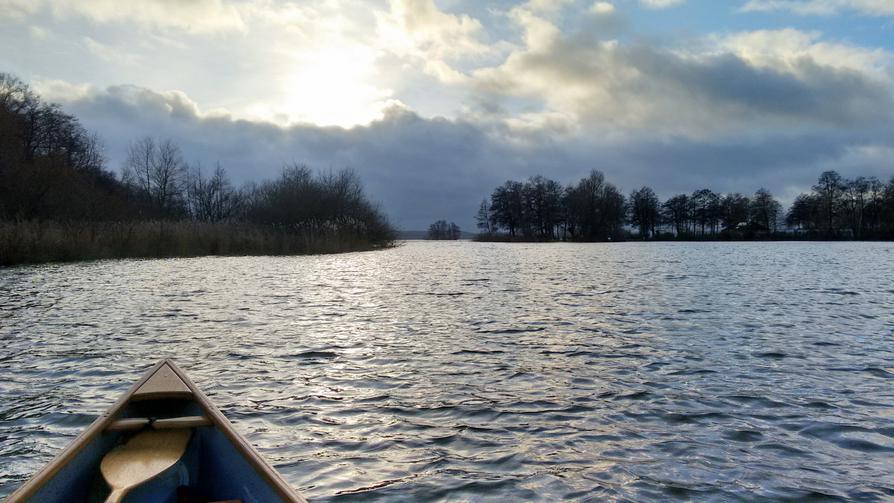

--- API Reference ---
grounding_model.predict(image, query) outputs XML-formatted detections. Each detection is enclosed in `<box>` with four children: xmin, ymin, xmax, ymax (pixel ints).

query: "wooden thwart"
<box><xmin>106</xmin><ymin>415</ymin><xmax>212</xmax><ymax>432</ymax></box>
<box><xmin>100</xmin><ymin>429</ymin><xmax>192</xmax><ymax>503</ymax></box>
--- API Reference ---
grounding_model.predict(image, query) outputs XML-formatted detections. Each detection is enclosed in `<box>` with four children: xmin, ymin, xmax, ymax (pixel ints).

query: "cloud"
<box><xmin>377</xmin><ymin>0</ymin><xmax>493</xmax><ymax>61</ymax></box>
<box><xmin>12</xmin><ymin>0</ymin><xmax>888</xmax><ymax>137</ymax></box>
<box><xmin>521</xmin><ymin>0</ymin><xmax>577</xmax><ymax>14</ymax></box>
<box><xmin>0</xmin><ymin>0</ymin><xmax>245</xmax><ymax>33</ymax></box>
<box><xmin>29</xmin><ymin>25</ymin><xmax>48</xmax><ymax>39</ymax></box>
<box><xmin>711</xmin><ymin>28</ymin><xmax>893</xmax><ymax>77</ymax></box>
<box><xmin>470</xmin><ymin>11</ymin><xmax>894</xmax><ymax>136</ymax></box>
<box><xmin>0</xmin><ymin>0</ymin><xmax>39</xmax><ymax>19</ymax></box>
<box><xmin>48</xmin><ymin>83</ymin><xmax>514</xmax><ymax>229</ymax></box>
<box><xmin>374</xmin><ymin>0</ymin><xmax>510</xmax><ymax>87</ymax></box>
<box><xmin>83</xmin><ymin>36</ymin><xmax>141</xmax><ymax>66</ymax></box>
<box><xmin>740</xmin><ymin>0</ymin><xmax>894</xmax><ymax>16</ymax></box>
<box><xmin>32</xmin><ymin>78</ymin><xmax>93</xmax><ymax>102</ymax></box>
<box><xmin>640</xmin><ymin>0</ymin><xmax>686</xmax><ymax>8</ymax></box>
<box><xmin>0</xmin><ymin>0</ymin><xmax>425</xmax><ymax>128</ymax></box>
<box><xmin>591</xmin><ymin>2</ymin><xmax>617</xmax><ymax>15</ymax></box>
<box><xmin>42</xmin><ymin>82</ymin><xmax>894</xmax><ymax>230</ymax></box>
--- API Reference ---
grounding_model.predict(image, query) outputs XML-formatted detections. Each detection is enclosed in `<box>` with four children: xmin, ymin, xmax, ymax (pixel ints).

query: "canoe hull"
<box><xmin>8</xmin><ymin>360</ymin><xmax>305</xmax><ymax>503</ymax></box>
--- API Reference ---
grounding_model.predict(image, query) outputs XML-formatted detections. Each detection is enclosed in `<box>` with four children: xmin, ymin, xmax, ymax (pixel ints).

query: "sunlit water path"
<box><xmin>2</xmin><ymin>241</ymin><xmax>893</xmax><ymax>501</ymax></box>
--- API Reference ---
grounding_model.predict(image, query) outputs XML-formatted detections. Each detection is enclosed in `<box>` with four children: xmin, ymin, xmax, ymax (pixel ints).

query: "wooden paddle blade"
<box><xmin>100</xmin><ymin>429</ymin><xmax>192</xmax><ymax>503</ymax></box>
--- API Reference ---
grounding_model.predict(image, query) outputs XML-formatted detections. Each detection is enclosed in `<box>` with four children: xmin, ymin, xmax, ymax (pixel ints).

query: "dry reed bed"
<box><xmin>0</xmin><ymin>220</ymin><xmax>393</xmax><ymax>266</ymax></box>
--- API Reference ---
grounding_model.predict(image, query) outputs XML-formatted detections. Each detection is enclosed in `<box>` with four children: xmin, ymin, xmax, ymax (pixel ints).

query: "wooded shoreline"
<box><xmin>474</xmin><ymin>170</ymin><xmax>894</xmax><ymax>242</ymax></box>
<box><xmin>1</xmin><ymin>73</ymin><xmax>396</xmax><ymax>266</ymax></box>
<box><xmin>472</xmin><ymin>232</ymin><xmax>893</xmax><ymax>243</ymax></box>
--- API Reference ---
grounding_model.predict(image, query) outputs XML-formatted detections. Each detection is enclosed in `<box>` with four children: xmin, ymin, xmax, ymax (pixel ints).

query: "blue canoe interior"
<box><xmin>7</xmin><ymin>359</ymin><xmax>306</xmax><ymax>503</ymax></box>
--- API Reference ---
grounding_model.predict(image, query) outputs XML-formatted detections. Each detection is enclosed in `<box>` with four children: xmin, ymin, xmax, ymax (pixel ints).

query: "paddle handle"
<box><xmin>105</xmin><ymin>488</ymin><xmax>126</xmax><ymax>503</ymax></box>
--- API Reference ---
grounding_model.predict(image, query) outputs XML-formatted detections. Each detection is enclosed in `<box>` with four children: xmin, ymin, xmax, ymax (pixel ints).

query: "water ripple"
<box><xmin>1</xmin><ymin>241</ymin><xmax>894</xmax><ymax>501</ymax></box>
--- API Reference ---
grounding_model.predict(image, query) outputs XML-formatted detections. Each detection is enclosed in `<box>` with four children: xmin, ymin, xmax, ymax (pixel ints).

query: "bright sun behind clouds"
<box><xmin>275</xmin><ymin>44</ymin><xmax>394</xmax><ymax>128</ymax></box>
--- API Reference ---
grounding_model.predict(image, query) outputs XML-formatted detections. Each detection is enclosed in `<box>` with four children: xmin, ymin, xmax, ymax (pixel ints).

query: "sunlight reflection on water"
<box><xmin>1</xmin><ymin>241</ymin><xmax>894</xmax><ymax>500</ymax></box>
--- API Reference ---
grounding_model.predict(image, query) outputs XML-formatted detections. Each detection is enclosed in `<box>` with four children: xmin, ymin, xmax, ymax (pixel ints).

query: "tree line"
<box><xmin>786</xmin><ymin>171</ymin><xmax>893</xmax><ymax>239</ymax></box>
<box><xmin>0</xmin><ymin>73</ymin><xmax>394</xmax><ymax>265</ymax></box>
<box><xmin>477</xmin><ymin>170</ymin><xmax>894</xmax><ymax>241</ymax></box>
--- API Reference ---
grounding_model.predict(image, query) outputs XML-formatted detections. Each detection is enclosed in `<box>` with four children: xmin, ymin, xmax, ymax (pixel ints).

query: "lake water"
<box><xmin>1</xmin><ymin>241</ymin><xmax>893</xmax><ymax>501</ymax></box>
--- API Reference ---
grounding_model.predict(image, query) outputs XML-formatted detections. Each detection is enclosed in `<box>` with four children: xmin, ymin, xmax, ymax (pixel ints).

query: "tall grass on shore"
<box><xmin>0</xmin><ymin>220</ymin><xmax>395</xmax><ymax>266</ymax></box>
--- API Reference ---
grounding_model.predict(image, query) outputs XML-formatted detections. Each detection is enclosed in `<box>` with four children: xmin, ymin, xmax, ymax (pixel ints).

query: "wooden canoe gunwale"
<box><xmin>163</xmin><ymin>359</ymin><xmax>306</xmax><ymax>503</ymax></box>
<box><xmin>7</xmin><ymin>359</ymin><xmax>306</xmax><ymax>503</ymax></box>
<box><xmin>6</xmin><ymin>359</ymin><xmax>169</xmax><ymax>503</ymax></box>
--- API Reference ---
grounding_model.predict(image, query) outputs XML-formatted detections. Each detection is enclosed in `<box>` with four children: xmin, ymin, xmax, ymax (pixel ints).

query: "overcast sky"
<box><xmin>2</xmin><ymin>0</ymin><xmax>893</xmax><ymax>230</ymax></box>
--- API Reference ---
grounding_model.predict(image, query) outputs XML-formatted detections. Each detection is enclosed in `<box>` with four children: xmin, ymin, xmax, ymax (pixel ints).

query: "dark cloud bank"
<box><xmin>61</xmin><ymin>81</ymin><xmax>893</xmax><ymax>231</ymax></box>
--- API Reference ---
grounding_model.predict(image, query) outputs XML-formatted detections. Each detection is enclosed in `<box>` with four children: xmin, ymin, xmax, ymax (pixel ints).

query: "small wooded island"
<box><xmin>0</xmin><ymin>74</ymin><xmax>395</xmax><ymax>266</ymax></box>
<box><xmin>427</xmin><ymin>220</ymin><xmax>462</xmax><ymax>240</ymax></box>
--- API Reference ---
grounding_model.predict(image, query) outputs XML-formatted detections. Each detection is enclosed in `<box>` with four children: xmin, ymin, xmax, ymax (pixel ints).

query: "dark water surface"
<box><xmin>2</xmin><ymin>241</ymin><xmax>894</xmax><ymax>501</ymax></box>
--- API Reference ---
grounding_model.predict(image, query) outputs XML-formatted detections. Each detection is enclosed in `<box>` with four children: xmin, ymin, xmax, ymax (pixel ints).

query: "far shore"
<box><xmin>398</xmin><ymin>231</ymin><xmax>891</xmax><ymax>243</ymax></box>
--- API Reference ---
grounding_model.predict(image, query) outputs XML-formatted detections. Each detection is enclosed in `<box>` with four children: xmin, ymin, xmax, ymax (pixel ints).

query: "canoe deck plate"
<box><xmin>132</xmin><ymin>363</ymin><xmax>192</xmax><ymax>400</ymax></box>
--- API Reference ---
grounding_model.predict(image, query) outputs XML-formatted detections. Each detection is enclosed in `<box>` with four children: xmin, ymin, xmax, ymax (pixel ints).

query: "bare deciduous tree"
<box><xmin>122</xmin><ymin>136</ymin><xmax>186</xmax><ymax>216</ymax></box>
<box><xmin>186</xmin><ymin>162</ymin><xmax>242</xmax><ymax>222</ymax></box>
